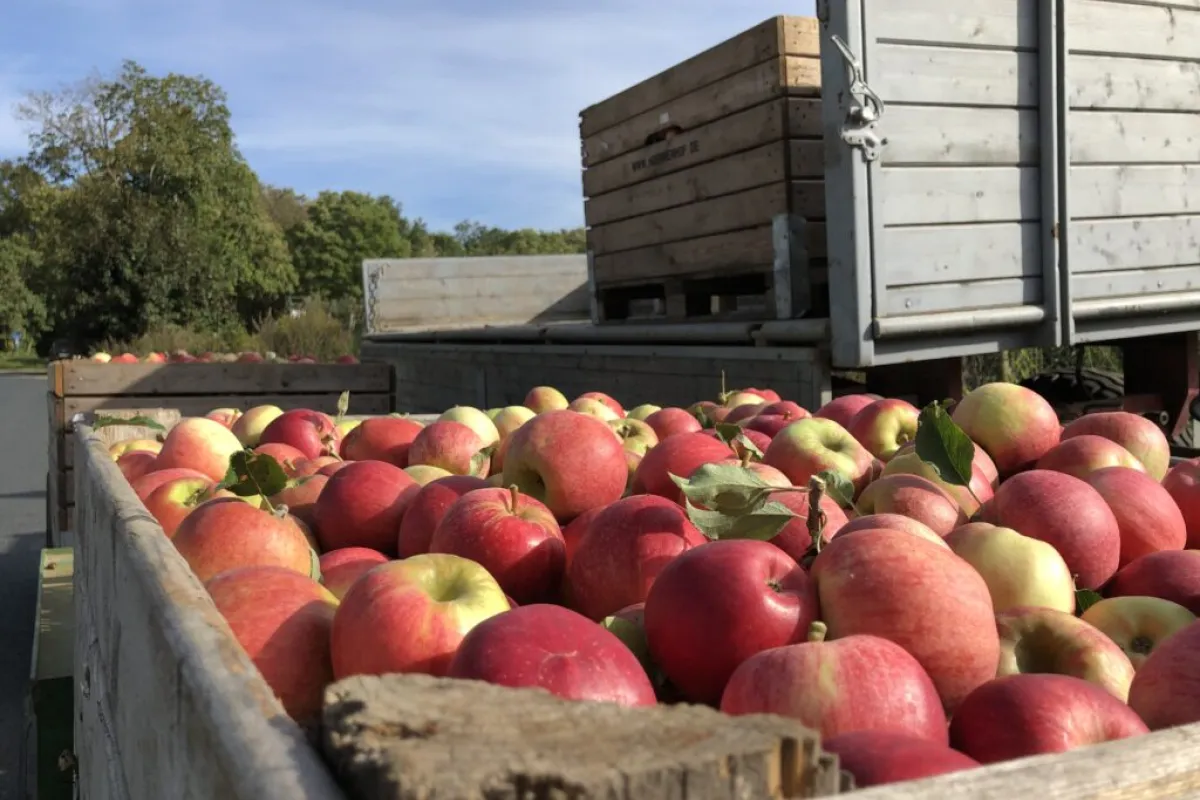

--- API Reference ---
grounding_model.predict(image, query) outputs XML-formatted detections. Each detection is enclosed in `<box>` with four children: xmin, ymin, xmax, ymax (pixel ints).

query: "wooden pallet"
<box><xmin>45</xmin><ymin>361</ymin><xmax>394</xmax><ymax>546</ymax></box>
<box><xmin>580</xmin><ymin>16</ymin><xmax>827</xmax><ymax>324</ymax></box>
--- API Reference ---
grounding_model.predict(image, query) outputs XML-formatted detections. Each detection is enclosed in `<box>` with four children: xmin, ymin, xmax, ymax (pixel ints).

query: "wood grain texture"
<box><xmin>49</xmin><ymin>361</ymin><xmax>391</xmax><ymax>397</ymax></box>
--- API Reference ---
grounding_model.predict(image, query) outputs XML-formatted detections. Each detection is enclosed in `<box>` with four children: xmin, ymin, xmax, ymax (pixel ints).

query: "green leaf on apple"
<box><xmin>221</xmin><ymin>449</ymin><xmax>289</xmax><ymax>500</ymax></box>
<box><xmin>712</xmin><ymin>422</ymin><xmax>743</xmax><ymax>446</ymax></box>
<box><xmin>914</xmin><ymin>401</ymin><xmax>975</xmax><ymax>489</ymax></box>
<box><xmin>814</xmin><ymin>470</ymin><xmax>856</xmax><ymax>510</ymax></box>
<box><xmin>1075</xmin><ymin>588</ymin><xmax>1103</xmax><ymax>615</ymax></box>
<box><xmin>469</xmin><ymin>443</ymin><xmax>498</xmax><ymax>476</ymax></box>
<box><xmin>669</xmin><ymin>463</ymin><xmax>776</xmax><ymax>515</ymax></box>
<box><xmin>683</xmin><ymin>498</ymin><xmax>797</xmax><ymax>542</ymax></box>
<box><xmin>308</xmin><ymin>547</ymin><xmax>322</xmax><ymax>582</ymax></box>
<box><xmin>734</xmin><ymin>433</ymin><xmax>765</xmax><ymax>461</ymax></box>
<box><xmin>92</xmin><ymin>414</ymin><xmax>167</xmax><ymax>432</ymax></box>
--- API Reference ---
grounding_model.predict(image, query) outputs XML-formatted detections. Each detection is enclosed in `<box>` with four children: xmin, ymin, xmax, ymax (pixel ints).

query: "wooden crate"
<box><xmin>72</xmin><ymin>416</ymin><xmax>847</xmax><ymax>798</ymax></box>
<box><xmin>46</xmin><ymin>361</ymin><xmax>394</xmax><ymax>546</ymax></box>
<box><xmin>580</xmin><ymin>16</ymin><xmax>826</xmax><ymax>324</ymax></box>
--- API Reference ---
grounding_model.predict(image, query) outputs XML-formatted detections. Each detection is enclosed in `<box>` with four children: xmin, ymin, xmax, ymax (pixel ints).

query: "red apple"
<box><xmin>1108</xmin><ymin>550</ymin><xmax>1200</xmax><ymax>614</ymax></box>
<box><xmin>155</xmin><ymin>417</ymin><xmax>245</xmax><ymax>482</ymax></box>
<box><xmin>765</xmin><ymin>489</ymin><xmax>849</xmax><ymax>562</ymax></box>
<box><xmin>986</xmin><ymin>469</ymin><xmax>1121</xmax><ymax>589</ymax></box>
<box><xmin>205</xmin><ymin>407</ymin><xmax>242</xmax><ymax>428</ymax></box>
<box><xmin>1163</xmin><ymin>459</ymin><xmax>1200</xmax><ymax>549</ymax></box>
<box><xmin>847</xmin><ymin>398</ymin><xmax>920</xmax><ymax>462</ymax></box>
<box><xmin>312</xmin><ymin>460</ymin><xmax>419</xmax><ymax>554</ymax></box>
<box><xmin>173</xmin><ymin>497</ymin><xmax>317</xmax><ymax>583</ymax></box>
<box><xmin>822</xmin><ymin>731</ymin><xmax>980</xmax><ymax>789</ymax></box>
<box><xmin>317</xmin><ymin>460</ymin><xmax>350</xmax><ymax>477</ymax></box>
<box><xmin>291</xmin><ymin>455</ymin><xmax>340</xmax><ymax>478</ymax></box>
<box><xmin>739</xmin><ymin>387</ymin><xmax>782</xmax><ymax>403</ymax></box>
<box><xmin>429</xmin><ymin>486</ymin><xmax>565</xmax><ymax>604</ymax></box>
<box><xmin>502</xmin><ymin>410</ymin><xmax>628</xmax><ymax>522</ymax></box>
<box><xmin>523</xmin><ymin>385</ymin><xmax>569</xmax><ymax>414</ymax></box>
<box><xmin>758</xmin><ymin>400</ymin><xmax>809</xmax><ymax>420</ymax></box>
<box><xmin>630</xmin><ymin>432</ymin><xmax>734</xmax><ymax>503</ymax></box>
<box><xmin>812</xmin><ymin>528</ymin><xmax>999</xmax><ymax>713</ymax></box>
<box><xmin>950</xmin><ymin>673</ymin><xmax>1148</xmax><ymax>763</ymax></box>
<box><xmin>407</xmin><ymin>420</ymin><xmax>488</xmax><ymax>477</ymax></box>
<box><xmin>856</xmin><ymin>473</ymin><xmax>965</xmax><ymax>536</ymax></box>
<box><xmin>1128</xmin><ymin>619</ymin><xmax>1200</xmax><ymax>730</ymax></box>
<box><xmin>1036</xmin><ymin>434</ymin><xmax>1146</xmax><ymax>480</ymax></box>
<box><xmin>813</xmin><ymin>394</ymin><xmax>879</xmax><ymax>429</ymax></box>
<box><xmin>329</xmin><ymin>553</ymin><xmax>510</xmax><ymax>678</ymax></box>
<box><xmin>116</xmin><ymin>450</ymin><xmax>159</xmax><ymax>483</ymax></box>
<box><xmin>319</xmin><ymin>547</ymin><xmax>389</xmax><ymax>600</ymax></box>
<box><xmin>576</xmin><ymin>391</ymin><xmax>625</xmax><ymax>418</ymax></box>
<box><xmin>643</xmin><ymin>407</ymin><xmax>702</xmax><ymax>440</ymax></box>
<box><xmin>741</xmin><ymin>414</ymin><xmax>799</xmax><ymax>440</ymax></box>
<box><xmin>951</xmin><ymin>382</ymin><xmax>1061</xmax><ymax>477</ymax></box>
<box><xmin>723</xmin><ymin>403</ymin><xmax>763</xmax><ymax>425</ymax></box>
<box><xmin>1061</xmin><ymin>411</ymin><xmax>1171</xmax><ymax>481</ymax></box>
<box><xmin>1084</xmin><ymin>466</ymin><xmax>1186</xmax><ymax>566</ymax></box>
<box><xmin>130</xmin><ymin>467</ymin><xmax>211</xmax><ymax>502</ymax></box>
<box><xmin>269</xmin><ymin>474</ymin><xmax>328</xmax><ymax>531</ymax></box>
<box><xmin>335</xmin><ymin>354</ymin><xmax>359</xmax><ymax>364</ymax></box>
<box><xmin>837</xmin><ymin>514</ymin><xmax>948</xmax><ymax>549</ymax></box>
<box><xmin>721</xmin><ymin>620</ymin><xmax>947</xmax><ymax>743</ymax></box>
<box><xmin>699</xmin><ymin>428</ymin><xmax>772</xmax><ymax>458</ymax></box>
<box><xmin>763</xmin><ymin>418</ymin><xmax>878</xmax><ymax>496</ymax></box>
<box><xmin>259</xmin><ymin>409</ymin><xmax>339</xmax><ymax>461</ymax></box>
<box><xmin>339</xmin><ymin>416</ymin><xmax>425</xmax><ymax>467</ymax></box>
<box><xmin>395</xmin><ymin>475</ymin><xmax>490</xmax><ymax>558</ymax></box>
<box><xmin>253</xmin><ymin>442</ymin><xmax>308</xmax><ymax>475</ymax></box>
<box><xmin>644</xmin><ymin>539</ymin><xmax>818</xmax><ymax>705</ymax></box>
<box><xmin>566</xmin><ymin>494</ymin><xmax>707</xmax><ymax>620</ymax></box>
<box><xmin>144</xmin><ymin>476</ymin><xmax>220</xmax><ymax>538</ymax></box>
<box><xmin>205</xmin><ymin>565</ymin><xmax>338</xmax><ymax>722</ymax></box>
<box><xmin>447</xmin><ymin>604</ymin><xmax>656</xmax><ymax>707</ymax></box>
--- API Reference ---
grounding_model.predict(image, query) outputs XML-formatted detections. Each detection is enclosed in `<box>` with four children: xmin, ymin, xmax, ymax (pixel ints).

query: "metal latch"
<box><xmin>830</xmin><ymin>34</ymin><xmax>887</xmax><ymax>162</ymax></box>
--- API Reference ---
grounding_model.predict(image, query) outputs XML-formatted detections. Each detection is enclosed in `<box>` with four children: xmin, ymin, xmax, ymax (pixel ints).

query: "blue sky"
<box><xmin>0</xmin><ymin>0</ymin><xmax>814</xmax><ymax>232</ymax></box>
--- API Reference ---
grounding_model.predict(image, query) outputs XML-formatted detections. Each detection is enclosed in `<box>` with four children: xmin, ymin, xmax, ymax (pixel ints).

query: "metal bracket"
<box><xmin>364</xmin><ymin>266</ymin><xmax>382</xmax><ymax>336</ymax></box>
<box><xmin>830</xmin><ymin>34</ymin><xmax>888</xmax><ymax>162</ymax></box>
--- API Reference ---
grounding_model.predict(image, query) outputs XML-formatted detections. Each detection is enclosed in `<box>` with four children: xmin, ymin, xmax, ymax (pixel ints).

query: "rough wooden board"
<box><xmin>49</xmin><ymin>361</ymin><xmax>391</xmax><ymax>397</ymax></box>
<box><xmin>882</xmin><ymin>107</ymin><xmax>1038</xmax><ymax>167</ymax></box>
<box><xmin>883</xmin><ymin>222</ymin><xmax>1039</xmax><ymax>287</ymax></box>
<box><xmin>869</xmin><ymin>0</ymin><xmax>1036</xmax><ymax>49</ymax></box>
<box><xmin>1070</xmin><ymin>111</ymin><xmax>1200</xmax><ymax>165</ymax></box>
<box><xmin>322</xmin><ymin>674</ymin><xmax>839</xmax><ymax>800</ymax></box>
<box><xmin>1071</xmin><ymin>0</ymin><xmax>1200</xmax><ymax>60</ymax></box>
<box><xmin>582</xmin><ymin>56</ymin><xmax>820</xmax><ymax>168</ymax></box>
<box><xmin>1074</xmin><ymin>265</ymin><xmax>1200</xmax><ymax>301</ymax></box>
<box><xmin>1070</xmin><ymin>216</ymin><xmax>1200</xmax><ymax>273</ymax></box>
<box><xmin>582</xmin><ymin>98</ymin><xmax>822</xmax><ymax>198</ymax></box>
<box><xmin>73</xmin><ymin>423</ymin><xmax>346</xmax><ymax>800</ymax></box>
<box><xmin>880</xmin><ymin>278</ymin><xmax>1041</xmax><ymax>318</ymax></box>
<box><xmin>579</xmin><ymin>16</ymin><xmax>819</xmax><ymax>137</ymax></box>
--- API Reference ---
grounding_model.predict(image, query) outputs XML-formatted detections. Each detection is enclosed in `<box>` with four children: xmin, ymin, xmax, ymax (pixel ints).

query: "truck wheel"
<box><xmin>1018</xmin><ymin>367</ymin><xmax>1124</xmax><ymax>410</ymax></box>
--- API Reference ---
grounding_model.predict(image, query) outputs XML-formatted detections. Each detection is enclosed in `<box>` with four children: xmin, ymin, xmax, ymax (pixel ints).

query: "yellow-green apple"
<box><xmin>130</xmin><ymin>467</ymin><xmax>210</xmax><ymax>502</ymax></box>
<box><xmin>950</xmin><ymin>673</ymin><xmax>1148</xmax><ymax>763</ymax></box>
<box><xmin>767</xmin><ymin>490</ymin><xmax>850</xmax><ymax>561</ymax></box>
<box><xmin>396</xmin><ymin>475</ymin><xmax>492</xmax><ymax>558</ymax></box>
<box><xmin>429</xmin><ymin>486</ymin><xmax>565</xmax><ymax>604</ymax></box>
<box><xmin>230</xmin><ymin>404</ymin><xmax>284</xmax><ymax>447</ymax></box>
<box><xmin>740</xmin><ymin>387</ymin><xmax>782</xmax><ymax>403</ymax></box>
<box><xmin>987</xmin><ymin>470</ymin><xmax>1121</xmax><ymax>589</ymax></box>
<box><xmin>856</xmin><ymin>473</ymin><xmax>965</xmax><ymax>536</ymax></box>
<box><xmin>206</xmin><ymin>565</ymin><xmax>338</xmax><ymax>723</ymax></box>
<box><xmin>402</xmin><ymin>464</ymin><xmax>453</xmax><ymax>485</ymax></box>
<box><xmin>1108</xmin><ymin>550</ymin><xmax>1200</xmax><ymax>614</ymax></box>
<box><xmin>491</xmin><ymin>405</ymin><xmax>536</xmax><ymax>440</ymax></box>
<box><xmin>813</xmin><ymin>394</ymin><xmax>879</xmax><ymax>429</ymax></box>
<box><xmin>109</xmin><ymin>438</ymin><xmax>162</xmax><ymax>459</ymax></box>
<box><xmin>847</xmin><ymin>398</ymin><xmax>920</xmax><ymax>461</ymax></box>
<box><xmin>339</xmin><ymin>416</ymin><xmax>425</xmax><ymax>466</ymax></box>
<box><xmin>1081</xmin><ymin>596</ymin><xmax>1196</xmax><ymax>670</ymax></box>
<box><xmin>143</xmin><ymin>351</ymin><xmax>167</xmax><ymax>363</ymax></box>
<box><xmin>889</xmin><ymin>440</ymin><xmax>1000</xmax><ymax>507</ymax></box>
<box><xmin>502</xmin><ymin>409</ymin><xmax>628</xmax><ymax>521</ymax></box>
<box><xmin>447</xmin><ymin>603</ymin><xmax>656</xmax><ymax>706</ymax></box>
<box><xmin>951</xmin><ymin>382</ymin><xmax>1062</xmax><ymax>477</ymax></box>
<box><xmin>567</xmin><ymin>396</ymin><xmax>621</xmax><ymax>422</ymax></box>
<box><xmin>1061</xmin><ymin>410</ymin><xmax>1171</xmax><ymax>481</ymax></box>
<box><xmin>318</xmin><ymin>547</ymin><xmax>389</xmax><ymax>600</ymax></box>
<box><xmin>205</xmin><ymin>407</ymin><xmax>242</xmax><ymax>429</ymax></box>
<box><xmin>253</xmin><ymin>442</ymin><xmax>308</xmax><ymax>476</ymax></box>
<box><xmin>995</xmin><ymin>606</ymin><xmax>1135</xmax><ymax>700</ymax></box>
<box><xmin>259</xmin><ymin>409</ymin><xmax>339</xmax><ymax>460</ymax></box>
<box><xmin>154</xmin><ymin>416</ymin><xmax>245</xmax><ymax>482</ymax></box>
<box><xmin>484</xmin><ymin>407</ymin><xmax>503</xmax><ymax>420</ymax></box>
<box><xmin>945</xmin><ymin>522</ymin><xmax>1075</xmax><ymax>614</ymax></box>
<box><xmin>835</xmin><ymin>515</ymin><xmax>948</xmax><ymax>549</ymax></box>
<box><xmin>763</xmin><ymin>418</ymin><xmax>879</xmax><ymax>496</ymax></box>
<box><xmin>644</xmin><ymin>539</ymin><xmax>819</xmax><ymax>705</ymax></box>
<box><xmin>1162</xmin><ymin>459</ymin><xmax>1200</xmax><ymax>548</ymax></box>
<box><xmin>643</xmin><ymin>407</ymin><xmax>702</xmax><ymax>440</ymax></box>
<box><xmin>566</xmin><ymin>494</ymin><xmax>706</xmax><ymax>620</ymax></box>
<box><xmin>629</xmin><ymin>431</ymin><xmax>733</xmax><ymax>502</ymax></box>
<box><xmin>116</xmin><ymin>450</ymin><xmax>159</xmax><ymax>482</ymax></box>
<box><xmin>269</xmin><ymin>474</ymin><xmax>328</xmax><ymax>531</ymax></box>
<box><xmin>143</xmin><ymin>476</ymin><xmax>221</xmax><ymax>538</ymax></box>
<box><xmin>523</xmin><ymin>385</ymin><xmax>569</xmax><ymax>414</ymax></box>
<box><xmin>1036</xmin><ymin>434</ymin><xmax>1145</xmax><ymax>480</ymax></box>
<box><xmin>1128</xmin><ymin>619</ymin><xmax>1200</xmax><ymax>729</ymax></box>
<box><xmin>91</xmin><ymin>352</ymin><xmax>112</xmax><ymax>363</ymax></box>
<box><xmin>407</xmin><ymin>420</ymin><xmax>488</xmax><ymax>477</ymax></box>
<box><xmin>577</xmin><ymin>391</ymin><xmax>625</xmax><ymax>418</ymax></box>
<box><xmin>627</xmin><ymin>404</ymin><xmax>661</xmax><ymax>421</ymax></box>
<box><xmin>173</xmin><ymin>497</ymin><xmax>318</xmax><ymax>583</ymax></box>
<box><xmin>723</xmin><ymin>391</ymin><xmax>768</xmax><ymax>410</ymax></box>
<box><xmin>811</xmin><ymin>528</ymin><xmax>999</xmax><ymax>712</ymax></box>
<box><xmin>329</xmin><ymin>552</ymin><xmax>509</xmax><ymax>678</ymax></box>
<box><xmin>438</xmin><ymin>405</ymin><xmax>500</xmax><ymax>447</ymax></box>
<box><xmin>822</xmin><ymin>731</ymin><xmax>980</xmax><ymax>789</ymax></box>
<box><xmin>1086</xmin><ymin>466</ymin><xmax>1186</xmax><ymax>566</ymax></box>
<box><xmin>721</xmin><ymin>620</ymin><xmax>947</xmax><ymax>742</ymax></box>
<box><xmin>608</xmin><ymin>417</ymin><xmax>659</xmax><ymax>456</ymax></box>
<box><xmin>313</xmin><ymin>460</ymin><xmax>419</xmax><ymax>555</ymax></box>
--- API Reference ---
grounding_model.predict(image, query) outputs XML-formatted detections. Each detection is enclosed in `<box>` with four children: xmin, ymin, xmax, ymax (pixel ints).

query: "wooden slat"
<box><xmin>1070</xmin><ymin>216</ymin><xmax>1200</xmax><ymax>273</ymax></box>
<box><xmin>881</xmin><ymin>278</ymin><xmax>1042</xmax><ymax>317</ymax></box>
<box><xmin>1074</xmin><ymin>264</ymin><xmax>1200</xmax><ymax>300</ymax></box>
<box><xmin>1072</xmin><ymin>165</ymin><xmax>1200</xmax><ymax>218</ymax></box>
<box><xmin>49</xmin><ymin>362</ymin><xmax>392</xmax><ymax>398</ymax></box>
<box><xmin>870</xmin><ymin>0</ymin><xmax>1037</xmax><ymax>49</ymax></box>
<box><xmin>1071</xmin><ymin>0</ymin><xmax>1200</xmax><ymax>60</ymax></box>
<box><xmin>582</xmin><ymin>99</ymin><xmax>822</xmax><ymax>198</ymax></box>
<box><xmin>578</xmin><ymin>16</ymin><xmax>819</xmax><ymax>137</ymax></box>
<box><xmin>1071</xmin><ymin>111</ymin><xmax>1200</xmax><ymax>164</ymax></box>
<box><xmin>582</xmin><ymin>56</ymin><xmax>820</xmax><ymax>168</ymax></box>
<box><xmin>884</xmin><ymin>222</ymin><xmax>1041</xmax><ymax>286</ymax></box>
<box><xmin>883</xmin><ymin>107</ymin><xmax>1038</xmax><ymax>166</ymax></box>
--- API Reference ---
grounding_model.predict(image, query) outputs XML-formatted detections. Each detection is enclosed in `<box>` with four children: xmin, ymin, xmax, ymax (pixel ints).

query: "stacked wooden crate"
<box><xmin>581</xmin><ymin>16</ymin><xmax>826</xmax><ymax>324</ymax></box>
<box><xmin>45</xmin><ymin>360</ymin><xmax>393</xmax><ymax>545</ymax></box>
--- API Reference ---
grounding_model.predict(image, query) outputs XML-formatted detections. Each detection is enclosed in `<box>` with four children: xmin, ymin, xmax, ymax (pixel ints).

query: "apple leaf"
<box><xmin>914</xmin><ymin>401</ymin><xmax>975</xmax><ymax>488</ymax></box>
<box><xmin>308</xmin><ymin>547</ymin><xmax>322</xmax><ymax>582</ymax></box>
<box><xmin>669</xmin><ymin>463</ymin><xmax>776</xmax><ymax>515</ymax></box>
<box><xmin>683</xmin><ymin>498</ymin><xmax>797</xmax><ymax>541</ymax></box>
<box><xmin>712</xmin><ymin>422</ymin><xmax>743</xmax><ymax>446</ymax></box>
<box><xmin>814</xmin><ymin>470</ymin><xmax>856</xmax><ymax>510</ymax></box>
<box><xmin>221</xmin><ymin>450</ymin><xmax>289</xmax><ymax>500</ymax></box>
<box><xmin>336</xmin><ymin>390</ymin><xmax>351</xmax><ymax>420</ymax></box>
<box><xmin>1075</xmin><ymin>588</ymin><xmax>1103</xmax><ymax>615</ymax></box>
<box><xmin>92</xmin><ymin>414</ymin><xmax>167</xmax><ymax>432</ymax></box>
<box><xmin>735</xmin><ymin>433</ymin><xmax>765</xmax><ymax>461</ymax></box>
<box><xmin>469</xmin><ymin>443</ymin><xmax>498</xmax><ymax>476</ymax></box>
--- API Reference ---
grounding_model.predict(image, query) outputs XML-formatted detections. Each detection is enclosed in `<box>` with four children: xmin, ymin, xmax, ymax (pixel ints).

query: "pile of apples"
<box><xmin>103</xmin><ymin>382</ymin><xmax>1200</xmax><ymax>790</ymax></box>
<box><xmin>87</xmin><ymin>350</ymin><xmax>359</xmax><ymax>364</ymax></box>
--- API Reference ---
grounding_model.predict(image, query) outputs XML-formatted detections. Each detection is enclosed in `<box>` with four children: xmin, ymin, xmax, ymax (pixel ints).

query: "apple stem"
<box><xmin>273</xmin><ymin>503</ymin><xmax>289</xmax><ymax>519</ymax></box>
<box><xmin>508</xmin><ymin>484</ymin><xmax>520</xmax><ymax>511</ymax></box>
<box><xmin>806</xmin><ymin>475</ymin><xmax>828</xmax><ymax>553</ymax></box>
<box><xmin>807</xmin><ymin>620</ymin><xmax>828</xmax><ymax>643</ymax></box>
<box><xmin>740</xmin><ymin>450</ymin><xmax>752</xmax><ymax>468</ymax></box>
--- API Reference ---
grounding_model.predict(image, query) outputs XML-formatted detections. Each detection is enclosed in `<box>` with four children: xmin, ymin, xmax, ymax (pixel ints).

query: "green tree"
<box><xmin>0</xmin><ymin>236</ymin><xmax>48</xmax><ymax>339</ymax></box>
<box><xmin>260</xmin><ymin>184</ymin><xmax>309</xmax><ymax>234</ymax></box>
<box><xmin>16</xmin><ymin>60</ymin><xmax>296</xmax><ymax>348</ymax></box>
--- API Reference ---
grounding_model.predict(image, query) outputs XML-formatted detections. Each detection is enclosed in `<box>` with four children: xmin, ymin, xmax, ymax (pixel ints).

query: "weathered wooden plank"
<box><xmin>579</xmin><ymin>16</ymin><xmax>820</xmax><ymax>137</ymax></box>
<box><xmin>884</xmin><ymin>222</ymin><xmax>1041</xmax><ymax>286</ymax></box>
<box><xmin>883</xmin><ymin>107</ymin><xmax>1038</xmax><ymax>166</ymax></box>
<box><xmin>1071</xmin><ymin>0</ymin><xmax>1200</xmax><ymax>60</ymax></box>
<box><xmin>870</xmin><ymin>0</ymin><xmax>1037</xmax><ymax>49</ymax></box>
<box><xmin>364</xmin><ymin>254</ymin><xmax>587</xmax><ymax>282</ymax></box>
<box><xmin>582</xmin><ymin>99</ymin><xmax>822</xmax><ymax>198</ymax></box>
<box><xmin>49</xmin><ymin>361</ymin><xmax>391</xmax><ymax>398</ymax></box>
<box><xmin>1070</xmin><ymin>111</ymin><xmax>1200</xmax><ymax>164</ymax></box>
<box><xmin>1072</xmin><ymin>165</ymin><xmax>1200</xmax><ymax>217</ymax></box>
<box><xmin>1069</xmin><ymin>55</ymin><xmax>1200</xmax><ymax>112</ymax></box>
<box><xmin>1074</xmin><ymin>264</ymin><xmax>1200</xmax><ymax>300</ymax></box>
<box><xmin>1070</xmin><ymin>216</ymin><xmax>1200</xmax><ymax>272</ymax></box>
<box><xmin>73</xmin><ymin>423</ymin><xmax>346</xmax><ymax>800</ymax></box>
<box><xmin>881</xmin><ymin>278</ymin><xmax>1042</xmax><ymax>316</ymax></box>
<box><xmin>582</xmin><ymin>56</ymin><xmax>820</xmax><ymax>168</ymax></box>
<box><xmin>587</xmin><ymin>182</ymin><xmax>823</xmax><ymax>256</ymax></box>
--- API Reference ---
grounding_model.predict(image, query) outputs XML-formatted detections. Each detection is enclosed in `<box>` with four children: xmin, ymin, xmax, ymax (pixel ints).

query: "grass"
<box><xmin>0</xmin><ymin>352</ymin><xmax>45</xmax><ymax>371</ymax></box>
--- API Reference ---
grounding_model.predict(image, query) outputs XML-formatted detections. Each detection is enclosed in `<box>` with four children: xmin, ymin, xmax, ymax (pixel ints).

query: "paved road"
<box><xmin>0</xmin><ymin>374</ymin><xmax>49</xmax><ymax>800</ymax></box>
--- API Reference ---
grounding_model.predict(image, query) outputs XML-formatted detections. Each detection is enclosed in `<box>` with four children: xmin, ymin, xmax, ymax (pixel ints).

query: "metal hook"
<box><xmin>830</xmin><ymin>34</ymin><xmax>886</xmax><ymax>120</ymax></box>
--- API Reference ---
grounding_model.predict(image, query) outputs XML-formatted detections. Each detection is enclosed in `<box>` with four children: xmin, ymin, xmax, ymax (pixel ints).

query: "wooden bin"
<box><xmin>72</xmin><ymin>412</ymin><xmax>847</xmax><ymax>799</ymax></box>
<box><xmin>580</xmin><ymin>16</ymin><xmax>826</xmax><ymax>324</ymax></box>
<box><xmin>46</xmin><ymin>360</ymin><xmax>393</xmax><ymax>546</ymax></box>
